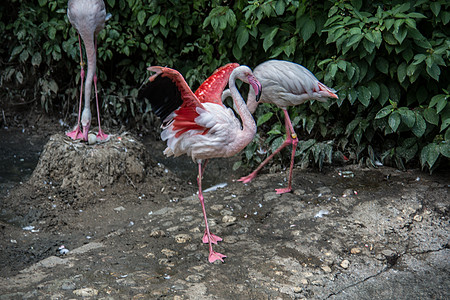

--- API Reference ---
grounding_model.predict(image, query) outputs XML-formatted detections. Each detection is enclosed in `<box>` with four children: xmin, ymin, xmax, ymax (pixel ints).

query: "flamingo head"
<box><xmin>80</xmin><ymin>108</ymin><xmax>92</xmax><ymax>142</ymax></box>
<box><xmin>248</xmin><ymin>74</ymin><xmax>262</xmax><ymax>102</ymax></box>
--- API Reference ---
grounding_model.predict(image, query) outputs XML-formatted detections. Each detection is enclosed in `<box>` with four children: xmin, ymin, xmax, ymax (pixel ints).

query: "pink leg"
<box><xmin>239</xmin><ymin>109</ymin><xmax>298</xmax><ymax>194</ymax></box>
<box><xmin>197</xmin><ymin>162</ymin><xmax>226</xmax><ymax>263</ymax></box>
<box><xmin>66</xmin><ymin>34</ymin><xmax>85</xmax><ymax>140</ymax></box>
<box><xmin>93</xmin><ymin>38</ymin><xmax>109</xmax><ymax>141</ymax></box>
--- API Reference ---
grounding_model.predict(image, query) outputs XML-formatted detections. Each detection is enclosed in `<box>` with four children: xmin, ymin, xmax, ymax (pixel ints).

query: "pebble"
<box><xmin>149</xmin><ymin>230</ymin><xmax>166</xmax><ymax>237</ymax></box>
<box><xmin>300</xmin><ymin>278</ymin><xmax>308</xmax><ymax>285</ymax></box>
<box><xmin>114</xmin><ymin>206</ymin><xmax>125</xmax><ymax>212</ymax></box>
<box><xmin>61</xmin><ymin>281</ymin><xmax>76</xmax><ymax>290</ymax></box>
<box><xmin>174</xmin><ymin>234</ymin><xmax>192</xmax><ymax>243</ymax></box>
<box><xmin>350</xmin><ymin>247</ymin><xmax>361</xmax><ymax>254</ymax></box>
<box><xmin>340</xmin><ymin>259</ymin><xmax>350</xmax><ymax>269</ymax></box>
<box><xmin>264</xmin><ymin>192</ymin><xmax>280</xmax><ymax>202</ymax></box>
<box><xmin>161</xmin><ymin>248</ymin><xmax>177</xmax><ymax>258</ymax></box>
<box><xmin>73</xmin><ymin>288</ymin><xmax>98</xmax><ymax>297</ymax></box>
<box><xmin>413</xmin><ymin>215</ymin><xmax>423</xmax><ymax>222</ymax></box>
<box><xmin>294</xmin><ymin>189</ymin><xmax>306</xmax><ymax>195</ymax></box>
<box><xmin>210</xmin><ymin>204</ymin><xmax>224</xmax><ymax>211</ymax></box>
<box><xmin>321</xmin><ymin>265</ymin><xmax>332</xmax><ymax>273</ymax></box>
<box><xmin>185</xmin><ymin>274</ymin><xmax>203</xmax><ymax>282</ymax></box>
<box><xmin>222</xmin><ymin>215</ymin><xmax>236</xmax><ymax>223</ymax></box>
<box><xmin>381</xmin><ymin>249</ymin><xmax>396</xmax><ymax>257</ymax></box>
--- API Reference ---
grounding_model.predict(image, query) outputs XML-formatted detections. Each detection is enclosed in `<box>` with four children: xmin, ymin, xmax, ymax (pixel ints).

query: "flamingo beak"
<box><xmin>249</xmin><ymin>75</ymin><xmax>262</xmax><ymax>102</ymax></box>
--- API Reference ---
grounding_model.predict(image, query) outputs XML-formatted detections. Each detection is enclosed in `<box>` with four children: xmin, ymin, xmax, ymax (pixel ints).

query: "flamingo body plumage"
<box><xmin>139</xmin><ymin>64</ymin><xmax>262</xmax><ymax>262</ymax></box>
<box><xmin>225</xmin><ymin>60</ymin><xmax>338</xmax><ymax>194</ymax></box>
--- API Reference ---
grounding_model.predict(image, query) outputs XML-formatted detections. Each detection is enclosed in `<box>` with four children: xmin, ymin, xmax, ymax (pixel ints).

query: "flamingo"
<box><xmin>138</xmin><ymin>63</ymin><xmax>262</xmax><ymax>262</ymax></box>
<box><xmin>223</xmin><ymin>60</ymin><xmax>338</xmax><ymax>194</ymax></box>
<box><xmin>66</xmin><ymin>0</ymin><xmax>110</xmax><ymax>142</ymax></box>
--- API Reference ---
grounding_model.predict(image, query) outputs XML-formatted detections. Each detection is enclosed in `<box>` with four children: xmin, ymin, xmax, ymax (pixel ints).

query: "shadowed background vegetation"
<box><xmin>1</xmin><ymin>0</ymin><xmax>449</xmax><ymax>172</ymax></box>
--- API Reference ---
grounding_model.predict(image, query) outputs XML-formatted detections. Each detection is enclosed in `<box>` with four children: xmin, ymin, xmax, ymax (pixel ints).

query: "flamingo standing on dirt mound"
<box><xmin>138</xmin><ymin>63</ymin><xmax>262</xmax><ymax>263</ymax></box>
<box><xmin>66</xmin><ymin>0</ymin><xmax>110</xmax><ymax>141</ymax></box>
<box><xmin>223</xmin><ymin>60</ymin><xmax>338</xmax><ymax>194</ymax></box>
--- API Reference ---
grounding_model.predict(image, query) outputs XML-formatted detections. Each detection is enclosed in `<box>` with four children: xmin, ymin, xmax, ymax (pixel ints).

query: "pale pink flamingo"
<box><xmin>66</xmin><ymin>0</ymin><xmax>110</xmax><ymax>141</ymax></box>
<box><xmin>139</xmin><ymin>63</ymin><xmax>262</xmax><ymax>262</ymax></box>
<box><xmin>223</xmin><ymin>60</ymin><xmax>338</xmax><ymax>194</ymax></box>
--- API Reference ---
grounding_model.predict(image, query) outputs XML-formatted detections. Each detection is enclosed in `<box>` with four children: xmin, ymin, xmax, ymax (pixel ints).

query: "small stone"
<box><xmin>381</xmin><ymin>249</ymin><xmax>396</xmax><ymax>257</ymax></box>
<box><xmin>61</xmin><ymin>281</ymin><xmax>76</xmax><ymax>290</ymax></box>
<box><xmin>264</xmin><ymin>192</ymin><xmax>280</xmax><ymax>202</ymax></box>
<box><xmin>185</xmin><ymin>274</ymin><xmax>203</xmax><ymax>282</ymax></box>
<box><xmin>292</xmin><ymin>286</ymin><xmax>303</xmax><ymax>293</ymax></box>
<box><xmin>161</xmin><ymin>248</ymin><xmax>177</xmax><ymax>258</ymax></box>
<box><xmin>174</xmin><ymin>234</ymin><xmax>192</xmax><ymax>243</ymax></box>
<box><xmin>73</xmin><ymin>288</ymin><xmax>98</xmax><ymax>297</ymax></box>
<box><xmin>210</xmin><ymin>204</ymin><xmax>224</xmax><ymax>211</ymax></box>
<box><xmin>321</xmin><ymin>265</ymin><xmax>332</xmax><ymax>273</ymax></box>
<box><xmin>294</xmin><ymin>189</ymin><xmax>306</xmax><ymax>196</ymax></box>
<box><xmin>222</xmin><ymin>215</ymin><xmax>236</xmax><ymax>223</ymax></box>
<box><xmin>114</xmin><ymin>206</ymin><xmax>125</xmax><ymax>212</ymax></box>
<box><xmin>340</xmin><ymin>259</ymin><xmax>350</xmax><ymax>269</ymax></box>
<box><xmin>150</xmin><ymin>230</ymin><xmax>166</xmax><ymax>237</ymax></box>
<box><xmin>413</xmin><ymin>215</ymin><xmax>423</xmax><ymax>222</ymax></box>
<box><xmin>300</xmin><ymin>278</ymin><xmax>308</xmax><ymax>285</ymax></box>
<box><xmin>350</xmin><ymin>247</ymin><xmax>361</xmax><ymax>254</ymax></box>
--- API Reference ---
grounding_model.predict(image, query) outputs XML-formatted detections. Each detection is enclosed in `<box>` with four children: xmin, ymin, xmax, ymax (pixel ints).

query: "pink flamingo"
<box><xmin>139</xmin><ymin>63</ymin><xmax>262</xmax><ymax>262</ymax></box>
<box><xmin>66</xmin><ymin>0</ymin><xmax>110</xmax><ymax>141</ymax></box>
<box><xmin>223</xmin><ymin>60</ymin><xmax>338</xmax><ymax>194</ymax></box>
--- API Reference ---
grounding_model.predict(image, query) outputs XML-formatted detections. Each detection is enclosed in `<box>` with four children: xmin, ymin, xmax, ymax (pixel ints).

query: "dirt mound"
<box><xmin>30</xmin><ymin>133</ymin><xmax>150</xmax><ymax>190</ymax></box>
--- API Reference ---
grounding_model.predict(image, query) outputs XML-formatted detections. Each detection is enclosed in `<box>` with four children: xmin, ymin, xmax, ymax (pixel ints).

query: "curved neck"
<box><xmin>229</xmin><ymin>72</ymin><xmax>256</xmax><ymax>148</ymax></box>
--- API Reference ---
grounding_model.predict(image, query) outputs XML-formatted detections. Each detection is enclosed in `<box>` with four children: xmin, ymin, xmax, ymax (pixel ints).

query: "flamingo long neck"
<box><xmin>83</xmin><ymin>34</ymin><xmax>96</xmax><ymax>110</ymax></box>
<box><xmin>229</xmin><ymin>73</ymin><xmax>256</xmax><ymax>152</ymax></box>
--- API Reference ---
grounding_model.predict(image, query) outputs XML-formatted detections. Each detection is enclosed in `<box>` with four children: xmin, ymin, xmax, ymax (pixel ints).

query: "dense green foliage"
<box><xmin>2</xmin><ymin>0</ymin><xmax>449</xmax><ymax>172</ymax></box>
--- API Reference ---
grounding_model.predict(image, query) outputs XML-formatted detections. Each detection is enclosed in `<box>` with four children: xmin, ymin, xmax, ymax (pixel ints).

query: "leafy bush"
<box><xmin>2</xmin><ymin>0</ymin><xmax>448</xmax><ymax>172</ymax></box>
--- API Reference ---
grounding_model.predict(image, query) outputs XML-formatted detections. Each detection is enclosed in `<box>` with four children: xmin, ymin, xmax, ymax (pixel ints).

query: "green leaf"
<box><xmin>375</xmin><ymin>105</ymin><xmax>393</xmax><ymax>119</ymax></box>
<box><xmin>440</xmin><ymin>142</ymin><xmax>450</xmax><ymax>158</ymax></box>
<box><xmin>31</xmin><ymin>52</ymin><xmax>42</xmax><ymax>67</ymax></box>
<box><xmin>263</xmin><ymin>27</ymin><xmax>279</xmax><ymax>52</ymax></box>
<box><xmin>421</xmin><ymin>143</ymin><xmax>440</xmax><ymax>168</ymax></box>
<box><xmin>301</xmin><ymin>18</ymin><xmax>316</xmax><ymax>42</ymax></box>
<box><xmin>423</xmin><ymin>108</ymin><xmax>439</xmax><ymax>125</ymax></box>
<box><xmin>397</xmin><ymin>62</ymin><xmax>407</xmax><ymax>83</ymax></box>
<box><xmin>412</xmin><ymin>113</ymin><xmax>426</xmax><ymax>137</ymax></box>
<box><xmin>257</xmin><ymin>112</ymin><xmax>273</xmax><ymax>126</ymax></box>
<box><xmin>357</xmin><ymin>86</ymin><xmax>371</xmax><ymax>107</ymax></box>
<box><xmin>430</xmin><ymin>2</ymin><xmax>441</xmax><ymax>16</ymax></box>
<box><xmin>388</xmin><ymin>111</ymin><xmax>401</xmax><ymax>131</ymax></box>
<box><xmin>367</xmin><ymin>81</ymin><xmax>380</xmax><ymax>99</ymax></box>
<box><xmin>376</xmin><ymin>57</ymin><xmax>389</xmax><ymax>74</ymax></box>
<box><xmin>426</xmin><ymin>64</ymin><xmax>440</xmax><ymax>81</ymax></box>
<box><xmin>236</xmin><ymin>26</ymin><xmax>249</xmax><ymax>49</ymax></box>
<box><xmin>137</xmin><ymin>10</ymin><xmax>146</xmax><ymax>26</ymax></box>
<box><xmin>399</xmin><ymin>109</ymin><xmax>415</xmax><ymax>128</ymax></box>
<box><xmin>378</xmin><ymin>84</ymin><xmax>390</xmax><ymax>105</ymax></box>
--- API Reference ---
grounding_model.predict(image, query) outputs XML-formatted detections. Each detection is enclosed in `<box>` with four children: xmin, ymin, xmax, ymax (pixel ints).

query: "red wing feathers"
<box><xmin>195</xmin><ymin>63</ymin><xmax>240</xmax><ymax>104</ymax></box>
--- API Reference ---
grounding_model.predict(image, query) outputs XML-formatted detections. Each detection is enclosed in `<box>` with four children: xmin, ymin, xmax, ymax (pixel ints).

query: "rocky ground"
<box><xmin>0</xmin><ymin>114</ymin><xmax>448</xmax><ymax>299</ymax></box>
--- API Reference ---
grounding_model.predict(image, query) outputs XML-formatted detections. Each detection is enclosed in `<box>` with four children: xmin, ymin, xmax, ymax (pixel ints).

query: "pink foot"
<box><xmin>238</xmin><ymin>172</ymin><xmax>258</xmax><ymax>184</ymax></box>
<box><xmin>202</xmin><ymin>232</ymin><xmax>223</xmax><ymax>244</ymax></box>
<box><xmin>209</xmin><ymin>251</ymin><xmax>226</xmax><ymax>263</ymax></box>
<box><xmin>275</xmin><ymin>187</ymin><xmax>292</xmax><ymax>194</ymax></box>
<box><xmin>66</xmin><ymin>127</ymin><xmax>84</xmax><ymax>140</ymax></box>
<box><xmin>96</xmin><ymin>130</ymin><xmax>109</xmax><ymax>141</ymax></box>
